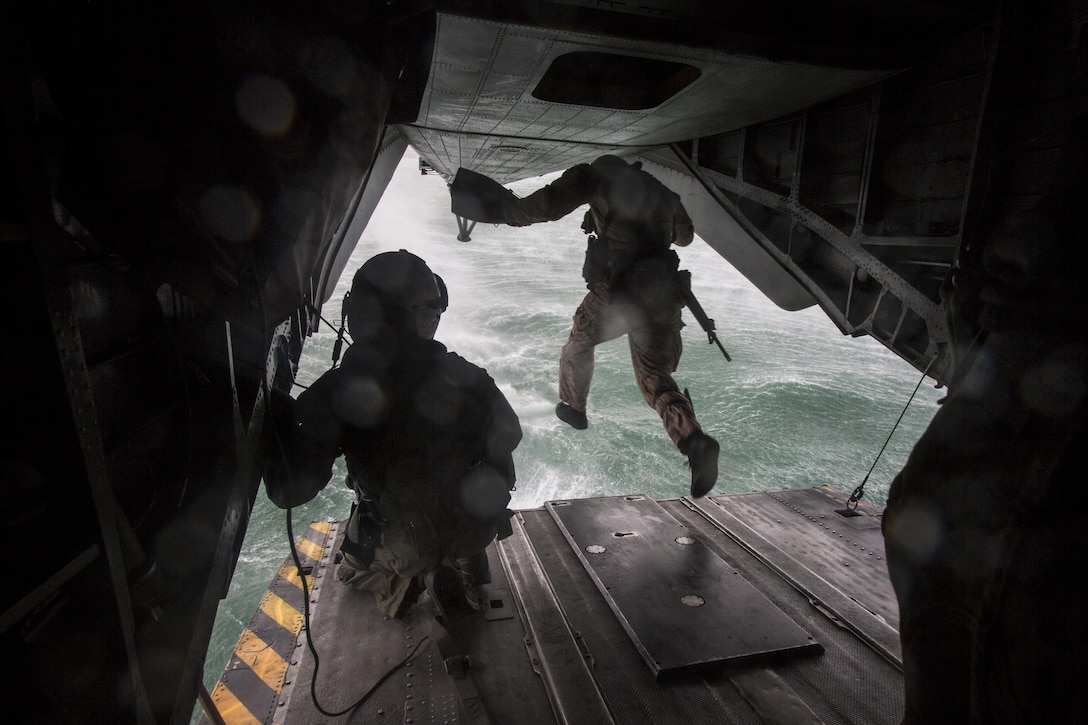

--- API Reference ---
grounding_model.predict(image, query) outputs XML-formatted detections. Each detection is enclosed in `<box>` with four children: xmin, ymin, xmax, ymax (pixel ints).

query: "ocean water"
<box><xmin>194</xmin><ymin>150</ymin><xmax>943</xmax><ymax>712</ymax></box>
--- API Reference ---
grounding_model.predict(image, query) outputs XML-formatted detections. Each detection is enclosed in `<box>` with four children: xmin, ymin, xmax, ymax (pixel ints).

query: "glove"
<box><xmin>260</xmin><ymin>387</ymin><xmax>337</xmax><ymax>509</ymax></box>
<box><xmin>450</xmin><ymin>168</ymin><xmax>517</xmax><ymax>223</ymax></box>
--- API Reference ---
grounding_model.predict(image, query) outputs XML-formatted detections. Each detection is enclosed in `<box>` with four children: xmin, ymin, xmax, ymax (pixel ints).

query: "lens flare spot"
<box><xmin>886</xmin><ymin>502</ymin><xmax>945</xmax><ymax>567</ymax></box>
<box><xmin>335</xmin><ymin>378</ymin><xmax>387</xmax><ymax>428</ymax></box>
<box><xmin>198</xmin><ymin>185</ymin><xmax>261</xmax><ymax>243</ymax></box>
<box><xmin>1020</xmin><ymin>354</ymin><xmax>1087</xmax><ymax>418</ymax></box>
<box><xmin>459</xmin><ymin>464</ymin><xmax>511</xmax><ymax>521</ymax></box>
<box><xmin>235</xmin><ymin>73</ymin><xmax>297</xmax><ymax>137</ymax></box>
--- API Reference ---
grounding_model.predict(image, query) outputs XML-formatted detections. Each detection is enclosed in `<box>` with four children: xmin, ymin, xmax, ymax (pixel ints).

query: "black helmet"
<box><xmin>348</xmin><ymin>250</ymin><xmax>446</xmax><ymax>340</ymax></box>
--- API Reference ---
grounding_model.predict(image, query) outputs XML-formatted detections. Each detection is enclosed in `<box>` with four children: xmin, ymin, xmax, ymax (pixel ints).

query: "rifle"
<box><xmin>676</xmin><ymin>270</ymin><xmax>731</xmax><ymax>362</ymax></box>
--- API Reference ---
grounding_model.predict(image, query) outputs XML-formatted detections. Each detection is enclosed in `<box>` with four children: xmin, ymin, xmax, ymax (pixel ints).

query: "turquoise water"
<box><xmin>194</xmin><ymin>150</ymin><xmax>943</xmax><ymax>715</ymax></box>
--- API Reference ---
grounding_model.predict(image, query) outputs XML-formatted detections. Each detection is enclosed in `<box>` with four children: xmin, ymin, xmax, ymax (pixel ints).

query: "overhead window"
<box><xmin>532</xmin><ymin>51</ymin><xmax>700</xmax><ymax>110</ymax></box>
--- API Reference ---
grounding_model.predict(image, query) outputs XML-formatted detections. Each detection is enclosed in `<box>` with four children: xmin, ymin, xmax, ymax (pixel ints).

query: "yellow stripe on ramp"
<box><xmin>209</xmin><ymin>682</ymin><xmax>264</xmax><ymax>725</ymax></box>
<box><xmin>294</xmin><ymin>537</ymin><xmax>324</xmax><ymax>562</ymax></box>
<box><xmin>205</xmin><ymin>522</ymin><xmax>336</xmax><ymax>724</ymax></box>
<box><xmin>277</xmin><ymin>561</ymin><xmax>316</xmax><ymax>591</ymax></box>
<box><xmin>234</xmin><ymin>629</ymin><xmax>290</xmax><ymax>692</ymax></box>
<box><xmin>259</xmin><ymin>590</ymin><xmax>303</xmax><ymax>633</ymax></box>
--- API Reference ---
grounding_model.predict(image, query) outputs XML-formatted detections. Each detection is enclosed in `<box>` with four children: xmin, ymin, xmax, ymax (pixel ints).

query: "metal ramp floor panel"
<box><xmin>545</xmin><ymin>494</ymin><xmax>823</xmax><ymax>677</ymax></box>
<box><xmin>693</xmin><ymin>486</ymin><xmax>901</xmax><ymax>666</ymax></box>
<box><xmin>212</xmin><ymin>488</ymin><xmax>907</xmax><ymax>725</ymax></box>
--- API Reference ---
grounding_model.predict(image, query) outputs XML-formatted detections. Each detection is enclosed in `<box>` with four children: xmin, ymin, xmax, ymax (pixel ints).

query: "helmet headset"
<box><xmin>347</xmin><ymin>250</ymin><xmax>447</xmax><ymax>341</ymax></box>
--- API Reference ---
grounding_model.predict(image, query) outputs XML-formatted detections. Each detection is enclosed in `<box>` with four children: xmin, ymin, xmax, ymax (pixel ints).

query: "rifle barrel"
<box><xmin>711</xmin><ymin>333</ymin><xmax>732</xmax><ymax>362</ymax></box>
<box><xmin>678</xmin><ymin>270</ymin><xmax>730</xmax><ymax>363</ymax></box>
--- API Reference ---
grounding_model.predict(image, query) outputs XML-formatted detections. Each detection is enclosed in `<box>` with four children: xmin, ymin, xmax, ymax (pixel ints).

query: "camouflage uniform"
<box><xmin>502</xmin><ymin>156</ymin><xmax>704</xmax><ymax>452</ymax></box>
<box><xmin>267</xmin><ymin>334</ymin><xmax>522</xmax><ymax>617</ymax></box>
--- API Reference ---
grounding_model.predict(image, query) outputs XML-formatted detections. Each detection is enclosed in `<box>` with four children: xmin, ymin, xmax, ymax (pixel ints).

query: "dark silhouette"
<box><xmin>265</xmin><ymin>250</ymin><xmax>522</xmax><ymax>619</ymax></box>
<box><xmin>883</xmin><ymin>120</ymin><xmax>1088</xmax><ymax>723</ymax></box>
<box><xmin>452</xmin><ymin>155</ymin><xmax>719</xmax><ymax>497</ymax></box>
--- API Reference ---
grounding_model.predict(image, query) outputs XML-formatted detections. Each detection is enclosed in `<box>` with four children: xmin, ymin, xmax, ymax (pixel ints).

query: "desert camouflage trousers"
<box><xmin>558</xmin><ymin>284</ymin><xmax>701</xmax><ymax>451</ymax></box>
<box><xmin>337</xmin><ymin>512</ymin><xmax>494</xmax><ymax>618</ymax></box>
